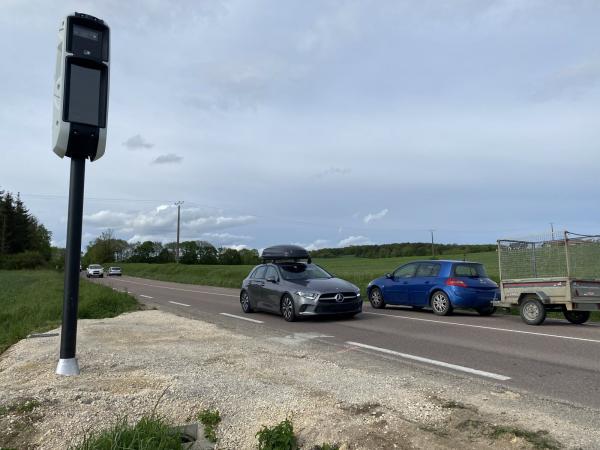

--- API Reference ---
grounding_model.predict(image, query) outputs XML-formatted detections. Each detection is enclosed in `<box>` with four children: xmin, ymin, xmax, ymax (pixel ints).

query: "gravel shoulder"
<box><xmin>1</xmin><ymin>309</ymin><xmax>599</xmax><ymax>449</ymax></box>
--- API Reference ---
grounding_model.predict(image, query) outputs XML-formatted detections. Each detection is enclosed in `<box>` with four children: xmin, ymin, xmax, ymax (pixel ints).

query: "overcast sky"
<box><xmin>1</xmin><ymin>0</ymin><xmax>600</xmax><ymax>251</ymax></box>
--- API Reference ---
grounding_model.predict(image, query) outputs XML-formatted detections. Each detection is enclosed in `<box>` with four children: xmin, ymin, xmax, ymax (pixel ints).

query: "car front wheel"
<box><xmin>240</xmin><ymin>290</ymin><xmax>254</xmax><ymax>313</ymax></box>
<box><xmin>369</xmin><ymin>287</ymin><xmax>386</xmax><ymax>309</ymax></box>
<box><xmin>281</xmin><ymin>295</ymin><xmax>297</xmax><ymax>322</ymax></box>
<box><xmin>431</xmin><ymin>291</ymin><xmax>453</xmax><ymax>316</ymax></box>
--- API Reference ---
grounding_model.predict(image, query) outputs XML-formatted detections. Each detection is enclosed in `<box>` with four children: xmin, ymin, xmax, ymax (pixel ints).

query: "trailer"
<box><xmin>494</xmin><ymin>231</ymin><xmax>600</xmax><ymax>325</ymax></box>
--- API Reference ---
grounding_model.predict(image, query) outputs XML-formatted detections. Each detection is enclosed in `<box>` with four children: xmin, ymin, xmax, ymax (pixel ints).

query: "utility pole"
<box><xmin>550</xmin><ymin>222</ymin><xmax>555</xmax><ymax>241</ymax></box>
<box><xmin>429</xmin><ymin>229</ymin><xmax>435</xmax><ymax>258</ymax></box>
<box><xmin>175</xmin><ymin>201</ymin><xmax>184</xmax><ymax>263</ymax></box>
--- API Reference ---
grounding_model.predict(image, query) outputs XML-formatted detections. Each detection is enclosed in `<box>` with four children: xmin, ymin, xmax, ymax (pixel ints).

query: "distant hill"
<box><xmin>310</xmin><ymin>242</ymin><xmax>496</xmax><ymax>259</ymax></box>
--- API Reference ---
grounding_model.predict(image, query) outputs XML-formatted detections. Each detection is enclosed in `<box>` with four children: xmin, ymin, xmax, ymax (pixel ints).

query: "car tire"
<box><xmin>520</xmin><ymin>296</ymin><xmax>546</xmax><ymax>325</ymax></box>
<box><xmin>369</xmin><ymin>287</ymin><xmax>386</xmax><ymax>309</ymax></box>
<box><xmin>476</xmin><ymin>305</ymin><xmax>496</xmax><ymax>316</ymax></box>
<box><xmin>86</xmin><ymin>274</ymin><xmax>90</xmax><ymax>278</ymax></box>
<box><xmin>281</xmin><ymin>294</ymin><xmax>297</xmax><ymax>322</ymax></box>
<box><xmin>100</xmin><ymin>274</ymin><xmax>104</xmax><ymax>278</ymax></box>
<box><xmin>563</xmin><ymin>310</ymin><xmax>590</xmax><ymax>325</ymax></box>
<box><xmin>240</xmin><ymin>290</ymin><xmax>254</xmax><ymax>313</ymax></box>
<box><xmin>431</xmin><ymin>291</ymin><xmax>453</xmax><ymax>316</ymax></box>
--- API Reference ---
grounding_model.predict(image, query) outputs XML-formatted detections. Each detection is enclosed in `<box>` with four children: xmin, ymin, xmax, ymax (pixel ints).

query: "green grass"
<box><xmin>121</xmin><ymin>251</ymin><xmax>499</xmax><ymax>295</ymax></box>
<box><xmin>70</xmin><ymin>416</ymin><xmax>183</xmax><ymax>450</ymax></box>
<box><xmin>0</xmin><ymin>270</ymin><xmax>139</xmax><ymax>354</ymax></box>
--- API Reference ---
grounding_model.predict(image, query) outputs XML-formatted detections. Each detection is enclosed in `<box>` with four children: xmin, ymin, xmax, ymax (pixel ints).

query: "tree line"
<box><xmin>82</xmin><ymin>230</ymin><xmax>261</xmax><ymax>266</ymax></box>
<box><xmin>0</xmin><ymin>190</ymin><xmax>53</xmax><ymax>269</ymax></box>
<box><xmin>310</xmin><ymin>242</ymin><xmax>496</xmax><ymax>259</ymax></box>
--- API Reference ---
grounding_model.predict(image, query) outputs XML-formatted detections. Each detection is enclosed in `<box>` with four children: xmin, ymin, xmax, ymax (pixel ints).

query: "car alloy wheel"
<box><xmin>369</xmin><ymin>288</ymin><xmax>385</xmax><ymax>309</ymax></box>
<box><xmin>431</xmin><ymin>291</ymin><xmax>452</xmax><ymax>316</ymax></box>
<box><xmin>240</xmin><ymin>291</ymin><xmax>253</xmax><ymax>313</ymax></box>
<box><xmin>281</xmin><ymin>295</ymin><xmax>297</xmax><ymax>322</ymax></box>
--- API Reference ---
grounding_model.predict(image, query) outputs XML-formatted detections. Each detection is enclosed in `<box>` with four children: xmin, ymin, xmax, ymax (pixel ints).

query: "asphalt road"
<box><xmin>92</xmin><ymin>275</ymin><xmax>600</xmax><ymax>409</ymax></box>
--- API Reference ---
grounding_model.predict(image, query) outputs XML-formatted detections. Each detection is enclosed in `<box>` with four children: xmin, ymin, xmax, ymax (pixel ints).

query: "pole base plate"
<box><xmin>56</xmin><ymin>357</ymin><xmax>80</xmax><ymax>376</ymax></box>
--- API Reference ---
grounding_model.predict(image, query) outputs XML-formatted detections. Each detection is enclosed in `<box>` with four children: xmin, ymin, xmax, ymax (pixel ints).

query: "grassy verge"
<box><xmin>0</xmin><ymin>270</ymin><xmax>139</xmax><ymax>354</ymax></box>
<box><xmin>120</xmin><ymin>251</ymin><xmax>499</xmax><ymax>295</ymax></box>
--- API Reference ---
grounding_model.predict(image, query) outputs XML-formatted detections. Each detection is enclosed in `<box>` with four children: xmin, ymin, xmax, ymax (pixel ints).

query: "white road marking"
<box><xmin>139</xmin><ymin>294</ymin><xmax>153</xmax><ymax>299</ymax></box>
<box><xmin>219</xmin><ymin>313</ymin><xmax>264</xmax><ymax>324</ymax></box>
<box><xmin>168</xmin><ymin>301</ymin><xmax>190</xmax><ymax>307</ymax></box>
<box><xmin>114</xmin><ymin>278</ymin><xmax>238</xmax><ymax>297</ymax></box>
<box><xmin>364</xmin><ymin>312</ymin><xmax>600</xmax><ymax>344</ymax></box>
<box><xmin>346</xmin><ymin>341</ymin><xmax>511</xmax><ymax>381</ymax></box>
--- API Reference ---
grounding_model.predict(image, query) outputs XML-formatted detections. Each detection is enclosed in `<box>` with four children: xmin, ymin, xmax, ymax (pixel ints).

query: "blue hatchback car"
<box><xmin>367</xmin><ymin>260</ymin><xmax>499</xmax><ymax>316</ymax></box>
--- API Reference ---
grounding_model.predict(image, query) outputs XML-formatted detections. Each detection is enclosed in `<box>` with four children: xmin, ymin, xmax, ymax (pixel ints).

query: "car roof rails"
<box><xmin>261</xmin><ymin>245</ymin><xmax>312</xmax><ymax>263</ymax></box>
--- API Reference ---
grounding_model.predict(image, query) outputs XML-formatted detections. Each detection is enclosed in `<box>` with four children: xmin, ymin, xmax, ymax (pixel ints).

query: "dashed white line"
<box><xmin>219</xmin><ymin>313</ymin><xmax>264</xmax><ymax>324</ymax></box>
<box><xmin>113</xmin><ymin>278</ymin><xmax>238</xmax><ymax>297</ymax></box>
<box><xmin>168</xmin><ymin>301</ymin><xmax>190</xmax><ymax>307</ymax></box>
<box><xmin>346</xmin><ymin>341</ymin><xmax>511</xmax><ymax>381</ymax></box>
<box><xmin>139</xmin><ymin>294</ymin><xmax>153</xmax><ymax>299</ymax></box>
<box><xmin>364</xmin><ymin>311</ymin><xmax>600</xmax><ymax>344</ymax></box>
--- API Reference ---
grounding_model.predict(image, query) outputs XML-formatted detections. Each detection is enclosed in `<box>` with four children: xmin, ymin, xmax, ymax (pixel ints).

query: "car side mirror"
<box><xmin>385</xmin><ymin>273</ymin><xmax>393</xmax><ymax>279</ymax></box>
<box><xmin>266</xmin><ymin>276</ymin><xmax>278</xmax><ymax>283</ymax></box>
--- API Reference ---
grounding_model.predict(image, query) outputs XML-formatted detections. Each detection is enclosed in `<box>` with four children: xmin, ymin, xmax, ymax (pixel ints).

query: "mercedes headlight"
<box><xmin>295</xmin><ymin>291</ymin><xmax>319</xmax><ymax>301</ymax></box>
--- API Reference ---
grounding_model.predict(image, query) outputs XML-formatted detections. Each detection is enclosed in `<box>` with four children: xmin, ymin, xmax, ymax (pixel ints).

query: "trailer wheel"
<box><xmin>520</xmin><ymin>296</ymin><xmax>546</xmax><ymax>325</ymax></box>
<box><xmin>563</xmin><ymin>310</ymin><xmax>590</xmax><ymax>325</ymax></box>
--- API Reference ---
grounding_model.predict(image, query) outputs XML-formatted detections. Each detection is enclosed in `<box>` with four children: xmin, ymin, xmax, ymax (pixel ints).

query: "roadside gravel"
<box><xmin>1</xmin><ymin>310</ymin><xmax>597</xmax><ymax>449</ymax></box>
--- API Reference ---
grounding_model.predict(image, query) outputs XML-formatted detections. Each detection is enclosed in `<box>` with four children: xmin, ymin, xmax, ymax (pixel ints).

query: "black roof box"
<box><xmin>261</xmin><ymin>245</ymin><xmax>311</xmax><ymax>263</ymax></box>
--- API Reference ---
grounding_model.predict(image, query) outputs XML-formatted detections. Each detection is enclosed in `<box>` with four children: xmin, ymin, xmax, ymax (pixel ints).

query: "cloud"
<box><xmin>153</xmin><ymin>153</ymin><xmax>183</xmax><ymax>164</ymax></box>
<box><xmin>313</xmin><ymin>167</ymin><xmax>351</xmax><ymax>179</ymax></box>
<box><xmin>84</xmin><ymin>205</ymin><xmax>256</xmax><ymax>243</ymax></box>
<box><xmin>293</xmin><ymin>239</ymin><xmax>329</xmax><ymax>251</ymax></box>
<box><xmin>202</xmin><ymin>232</ymin><xmax>252</xmax><ymax>244</ymax></box>
<box><xmin>363</xmin><ymin>209</ymin><xmax>389</xmax><ymax>224</ymax></box>
<box><xmin>532</xmin><ymin>61</ymin><xmax>600</xmax><ymax>102</ymax></box>
<box><xmin>222</xmin><ymin>244</ymin><xmax>249</xmax><ymax>251</ymax></box>
<box><xmin>123</xmin><ymin>134</ymin><xmax>154</xmax><ymax>150</ymax></box>
<box><xmin>338</xmin><ymin>236</ymin><xmax>372</xmax><ymax>247</ymax></box>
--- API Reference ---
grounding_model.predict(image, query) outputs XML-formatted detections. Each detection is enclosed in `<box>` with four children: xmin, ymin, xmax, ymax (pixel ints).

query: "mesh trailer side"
<box><xmin>498</xmin><ymin>231</ymin><xmax>600</xmax><ymax>280</ymax></box>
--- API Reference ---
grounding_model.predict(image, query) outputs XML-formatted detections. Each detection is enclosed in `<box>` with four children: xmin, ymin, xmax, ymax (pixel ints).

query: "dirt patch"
<box><xmin>0</xmin><ymin>310</ymin><xmax>593</xmax><ymax>449</ymax></box>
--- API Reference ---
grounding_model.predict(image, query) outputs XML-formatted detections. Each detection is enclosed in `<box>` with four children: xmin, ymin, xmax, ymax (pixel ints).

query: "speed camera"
<box><xmin>52</xmin><ymin>13</ymin><xmax>109</xmax><ymax>161</ymax></box>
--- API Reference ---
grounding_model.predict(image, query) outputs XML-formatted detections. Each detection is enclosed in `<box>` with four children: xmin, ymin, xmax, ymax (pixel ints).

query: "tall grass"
<box><xmin>0</xmin><ymin>270</ymin><xmax>139</xmax><ymax>354</ymax></box>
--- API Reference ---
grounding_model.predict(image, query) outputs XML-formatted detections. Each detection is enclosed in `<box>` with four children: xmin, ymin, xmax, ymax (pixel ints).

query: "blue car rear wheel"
<box><xmin>431</xmin><ymin>291</ymin><xmax>453</xmax><ymax>316</ymax></box>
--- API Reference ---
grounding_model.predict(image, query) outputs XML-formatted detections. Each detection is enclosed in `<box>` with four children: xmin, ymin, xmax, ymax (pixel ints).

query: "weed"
<box><xmin>196</xmin><ymin>409</ymin><xmax>221</xmax><ymax>443</ymax></box>
<box><xmin>490</xmin><ymin>426</ymin><xmax>561</xmax><ymax>450</ymax></box>
<box><xmin>256</xmin><ymin>417</ymin><xmax>297</xmax><ymax>450</ymax></box>
<box><xmin>0</xmin><ymin>399</ymin><xmax>40</xmax><ymax>417</ymax></box>
<box><xmin>70</xmin><ymin>415</ymin><xmax>182</xmax><ymax>450</ymax></box>
<box><xmin>312</xmin><ymin>444</ymin><xmax>340</xmax><ymax>450</ymax></box>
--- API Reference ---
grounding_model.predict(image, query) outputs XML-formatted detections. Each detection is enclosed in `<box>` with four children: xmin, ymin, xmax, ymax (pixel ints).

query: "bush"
<box><xmin>0</xmin><ymin>251</ymin><xmax>46</xmax><ymax>270</ymax></box>
<box><xmin>256</xmin><ymin>417</ymin><xmax>297</xmax><ymax>450</ymax></box>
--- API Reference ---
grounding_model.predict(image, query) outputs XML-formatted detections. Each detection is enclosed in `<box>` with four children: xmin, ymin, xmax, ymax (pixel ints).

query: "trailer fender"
<box><xmin>517</xmin><ymin>292</ymin><xmax>551</xmax><ymax>304</ymax></box>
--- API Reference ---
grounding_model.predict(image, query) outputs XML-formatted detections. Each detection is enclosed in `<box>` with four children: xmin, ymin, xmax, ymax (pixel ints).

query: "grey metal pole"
<box><xmin>430</xmin><ymin>230</ymin><xmax>435</xmax><ymax>257</ymax></box>
<box><xmin>175</xmin><ymin>201</ymin><xmax>182</xmax><ymax>263</ymax></box>
<box><xmin>56</xmin><ymin>157</ymin><xmax>85</xmax><ymax>376</ymax></box>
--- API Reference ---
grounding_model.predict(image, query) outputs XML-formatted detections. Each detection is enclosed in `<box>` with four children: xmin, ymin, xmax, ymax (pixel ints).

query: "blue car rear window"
<box><xmin>453</xmin><ymin>263</ymin><xmax>487</xmax><ymax>278</ymax></box>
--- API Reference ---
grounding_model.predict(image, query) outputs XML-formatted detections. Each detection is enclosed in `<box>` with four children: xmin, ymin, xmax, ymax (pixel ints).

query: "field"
<box><xmin>0</xmin><ymin>270</ymin><xmax>139</xmax><ymax>354</ymax></box>
<box><xmin>121</xmin><ymin>251</ymin><xmax>500</xmax><ymax>295</ymax></box>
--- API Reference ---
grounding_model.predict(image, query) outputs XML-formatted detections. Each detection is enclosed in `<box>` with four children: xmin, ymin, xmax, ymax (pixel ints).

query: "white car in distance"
<box><xmin>107</xmin><ymin>266</ymin><xmax>122</xmax><ymax>276</ymax></box>
<box><xmin>86</xmin><ymin>264</ymin><xmax>104</xmax><ymax>278</ymax></box>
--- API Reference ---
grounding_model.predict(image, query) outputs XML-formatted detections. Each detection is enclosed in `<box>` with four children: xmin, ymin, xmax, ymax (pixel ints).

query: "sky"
<box><xmin>1</xmin><ymin>0</ymin><xmax>600</xmax><ymax>251</ymax></box>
